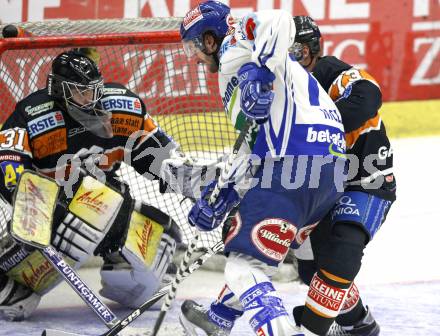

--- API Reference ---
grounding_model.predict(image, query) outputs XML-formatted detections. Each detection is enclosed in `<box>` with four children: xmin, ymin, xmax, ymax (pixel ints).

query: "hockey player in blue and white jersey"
<box><xmin>179</xmin><ymin>2</ymin><xmax>348</xmax><ymax>335</ymax></box>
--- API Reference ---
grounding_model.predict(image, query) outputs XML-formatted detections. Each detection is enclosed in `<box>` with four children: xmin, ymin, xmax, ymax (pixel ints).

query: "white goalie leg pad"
<box><xmin>224</xmin><ymin>253</ymin><xmax>297</xmax><ymax>336</ymax></box>
<box><xmin>99</xmin><ymin>250</ymin><xmax>160</xmax><ymax>309</ymax></box>
<box><xmin>0</xmin><ymin>277</ymin><xmax>41</xmax><ymax>321</ymax></box>
<box><xmin>99</xmin><ymin>237</ymin><xmax>175</xmax><ymax>309</ymax></box>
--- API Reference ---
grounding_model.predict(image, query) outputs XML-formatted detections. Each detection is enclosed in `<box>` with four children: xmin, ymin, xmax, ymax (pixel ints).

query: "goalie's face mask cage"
<box><xmin>291</xmin><ymin>15</ymin><xmax>322</xmax><ymax>61</ymax></box>
<box><xmin>180</xmin><ymin>1</ymin><xmax>232</xmax><ymax>59</ymax></box>
<box><xmin>48</xmin><ymin>50</ymin><xmax>104</xmax><ymax>109</ymax></box>
<box><xmin>47</xmin><ymin>50</ymin><xmax>112</xmax><ymax>138</ymax></box>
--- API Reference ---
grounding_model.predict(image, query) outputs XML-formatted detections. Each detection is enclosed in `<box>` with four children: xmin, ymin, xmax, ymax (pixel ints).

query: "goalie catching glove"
<box><xmin>160</xmin><ymin>147</ymin><xmax>223</xmax><ymax>199</ymax></box>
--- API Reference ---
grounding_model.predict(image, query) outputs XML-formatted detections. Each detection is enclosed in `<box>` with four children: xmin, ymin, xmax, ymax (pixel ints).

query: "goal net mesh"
<box><xmin>0</xmin><ymin>18</ymin><xmax>237</xmax><ymax>248</ymax></box>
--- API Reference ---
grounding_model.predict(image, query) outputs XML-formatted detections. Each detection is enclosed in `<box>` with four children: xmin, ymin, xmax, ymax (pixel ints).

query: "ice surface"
<box><xmin>1</xmin><ymin>136</ymin><xmax>439</xmax><ymax>336</ymax></box>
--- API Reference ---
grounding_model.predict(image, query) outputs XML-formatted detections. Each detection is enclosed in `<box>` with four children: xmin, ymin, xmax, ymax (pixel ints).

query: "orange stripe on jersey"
<box><xmin>320</xmin><ymin>269</ymin><xmax>351</xmax><ymax>284</ymax></box>
<box><xmin>345</xmin><ymin>114</ymin><xmax>381</xmax><ymax>149</ymax></box>
<box><xmin>131</xmin><ymin>115</ymin><xmax>159</xmax><ymax>145</ymax></box>
<box><xmin>0</xmin><ymin>127</ymin><xmax>32</xmax><ymax>157</ymax></box>
<box><xmin>32</xmin><ymin>128</ymin><xmax>67</xmax><ymax>159</ymax></box>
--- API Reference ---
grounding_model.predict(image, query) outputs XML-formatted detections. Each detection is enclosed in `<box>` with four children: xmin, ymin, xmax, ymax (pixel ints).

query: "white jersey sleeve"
<box><xmin>218</xmin><ymin>10</ymin><xmax>345</xmax><ymax>159</ymax></box>
<box><xmin>245</xmin><ymin>10</ymin><xmax>295</xmax><ymax>73</ymax></box>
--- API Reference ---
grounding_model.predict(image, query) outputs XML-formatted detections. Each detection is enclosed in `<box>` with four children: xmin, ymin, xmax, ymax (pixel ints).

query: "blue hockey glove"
<box><xmin>238</xmin><ymin>62</ymin><xmax>275</xmax><ymax>124</ymax></box>
<box><xmin>188</xmin><ymin>180</ymin><xmax>240</xmax><ymax>232</ymax></box>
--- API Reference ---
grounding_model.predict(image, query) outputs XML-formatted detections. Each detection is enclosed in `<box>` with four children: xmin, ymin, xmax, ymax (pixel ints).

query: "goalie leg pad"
<box><xmin>99</xmin><ymin>202</ymin><xmax>179</xmax><ymax>308</ymax></box>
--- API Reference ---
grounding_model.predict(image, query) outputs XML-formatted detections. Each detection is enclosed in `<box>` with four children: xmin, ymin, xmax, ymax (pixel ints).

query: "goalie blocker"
<box><xmin>0</xmin><ymin>170</ymin><xmax>182</xmax><ymax>320</ymax></box>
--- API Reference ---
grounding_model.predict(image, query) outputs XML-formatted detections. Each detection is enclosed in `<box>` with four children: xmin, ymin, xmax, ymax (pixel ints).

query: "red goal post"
<box><xmin>0</xmin><ymin>18</ymin><xmax>237</xmax><ymax>247</ymax></box>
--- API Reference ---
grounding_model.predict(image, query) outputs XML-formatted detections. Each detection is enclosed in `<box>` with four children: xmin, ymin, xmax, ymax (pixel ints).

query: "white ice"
<box><xmin>1</xmin><ymin>136</ymin><xmax>439</xmax><ymax>336</ymax></box>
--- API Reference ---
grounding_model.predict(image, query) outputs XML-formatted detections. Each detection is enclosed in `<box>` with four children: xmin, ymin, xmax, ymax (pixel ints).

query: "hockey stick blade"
<box><xmin>43</xmin><ymin>242</ymin><xmax>223</xmax><ymax>336</ymax></box>
<box><xmin>42</xmin><ymin>284</ymin><xmax>169</xmax><ymax>336</ymax></box>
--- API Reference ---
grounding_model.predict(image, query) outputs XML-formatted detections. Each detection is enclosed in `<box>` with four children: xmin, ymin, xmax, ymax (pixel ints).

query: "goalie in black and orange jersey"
<box><xmin>0</xmin><ymin>48</ymin><xmax>211</xmax><ymax>321</ymax></box>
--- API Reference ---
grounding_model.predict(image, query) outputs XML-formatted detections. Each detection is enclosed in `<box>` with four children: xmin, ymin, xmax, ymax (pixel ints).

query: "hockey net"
<box><xmin>0</xmin><ymin>18</ymin><xmax>237</xmax><ymax>249</ymax></box>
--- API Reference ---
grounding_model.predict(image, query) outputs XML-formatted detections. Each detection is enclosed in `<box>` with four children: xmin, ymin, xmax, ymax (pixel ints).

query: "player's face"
<box><xmin>293</xmin><ymin>44</ymin><xmax>314</xmax><ymax>72</ymax></box>
<box><xmin>194</xmin><ymin>49</ymin><xmax>218</xmax><ymax>73</ymax></box>
<box><xmin>67</xmin><ymin>81</ymin><xmax>103</xmax><ymax>109</ymax></box>
<box><xmin>182</xmin><ymin>34</ymin><xmax>219</xmax><ymax>73</ymax></box>
<box><xmin>71</xmin><ymin>86</ymin><xmax>93</xmax><ymax>106</ymax></box>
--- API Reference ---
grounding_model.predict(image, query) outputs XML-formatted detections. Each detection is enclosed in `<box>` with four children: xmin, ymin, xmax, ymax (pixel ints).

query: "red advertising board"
<box><xmin>0</xmin><ymin>0</ymin><xmax>439</xmax><ymax>102</ymax></box>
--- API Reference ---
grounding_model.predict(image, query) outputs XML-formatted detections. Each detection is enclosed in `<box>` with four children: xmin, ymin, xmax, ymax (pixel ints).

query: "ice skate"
<box><xmin>327</xmin><ymin>307</ymin><xmax>380</xmax><ymax>336</ymax></box>
<box><xmin>179</xmin><ymin>300</ymin><xmax>231</xmax><ymax>336</ymax></box>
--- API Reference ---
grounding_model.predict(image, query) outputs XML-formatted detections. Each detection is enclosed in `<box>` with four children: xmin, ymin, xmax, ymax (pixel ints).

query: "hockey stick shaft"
<box><xmin>43</xmin><ymin>241</ymin><xmax>224</xmax><ymax>336</ymax></box>
<box><xmin>42</xmin><ymin>246</ymin><xmax>120</xmax><ymax>327</ymax></box>
<box><xmin>151</xmin><ymin>119</ymin><xmax>255</xmax><ymax>336</ymax></box>
<box><xmin>209</xmin><ymin>118</ymin><xmax>255</xmax><ymax>203</ymax></box>
<box><xmin>151</xmin><ymin>231</ymin><xmax>199</xmax><ymax>335</ymax></box>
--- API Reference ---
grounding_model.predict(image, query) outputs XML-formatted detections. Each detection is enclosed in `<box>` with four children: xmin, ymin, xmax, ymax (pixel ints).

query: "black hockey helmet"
<box><xmin>47</xmin><ymin>50</ymin><xmax>112</xmax><ymax>138</ymax></box>
<box><xmin>47</xmin><ymin>49</ymin><xmax>104</xmax><ymax>109</ymax></box>
<box><xmin>291</xmin><ymin>16</ymin><xmax>322</xmax><ymax>61</ymax></box>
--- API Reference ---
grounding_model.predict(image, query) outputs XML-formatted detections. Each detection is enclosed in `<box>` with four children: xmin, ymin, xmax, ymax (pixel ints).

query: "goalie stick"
<box><xmin>151</xmin><ymin>118</ymin><xmax>256</xmax><ymax>336</ymax></box>
<box><xmin>42</xmin><ymin>239</ymin><xmax>225</xmax><ymax>336</ymax></box>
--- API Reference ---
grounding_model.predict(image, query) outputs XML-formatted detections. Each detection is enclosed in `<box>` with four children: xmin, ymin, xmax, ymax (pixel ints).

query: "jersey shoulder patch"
<box><xmin>329</xmin><ymin>68</ymin><xmax>380</xmax><ymax>101</ymax></box>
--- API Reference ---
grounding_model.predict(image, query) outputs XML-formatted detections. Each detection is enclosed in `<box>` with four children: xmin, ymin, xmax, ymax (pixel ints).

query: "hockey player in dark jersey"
<box><xmin>0</xmin><ymin>49</ymin><xmax>199</xmax><ymax>320</ymax></box>
<box><xmin>288</xmin><ymin>16</ymin><xmax>396</xmax><ymax>336</ymax></box>
<box><xmin>179</xmin><ymin>15</ymin><xmax>396</xmax><ymax>336</ymax></box>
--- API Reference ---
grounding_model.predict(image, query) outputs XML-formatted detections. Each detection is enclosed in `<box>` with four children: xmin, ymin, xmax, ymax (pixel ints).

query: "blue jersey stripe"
<box><xmin>308</xmin><ymin>73</ymin><xmax>320</xmax><ymax>106</ymax></box>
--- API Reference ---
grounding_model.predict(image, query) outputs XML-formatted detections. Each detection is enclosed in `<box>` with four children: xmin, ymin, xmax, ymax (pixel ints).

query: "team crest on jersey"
<box><xmin>183</xmin><ymin>6</ymin><xmax>203</xmax><ymax>30</ymax></box>
<box><xmin>251</xmin><ymin>218</ymin><xmax>297</xmax><ymax>262</ymax></box>
<box><xmin>241</xmin><ymin>14</ymin><xmax>258</xmax><ymax>41</ymax></box>
<box><xmin>28</xmin><ymin>111</ymin><xmax>65</xmax><ymax>138</ymax></box>
<box><xmin>101</xmin><ymin>96</ymin><xmax>142</xmax><ymax>114</ymax></box>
